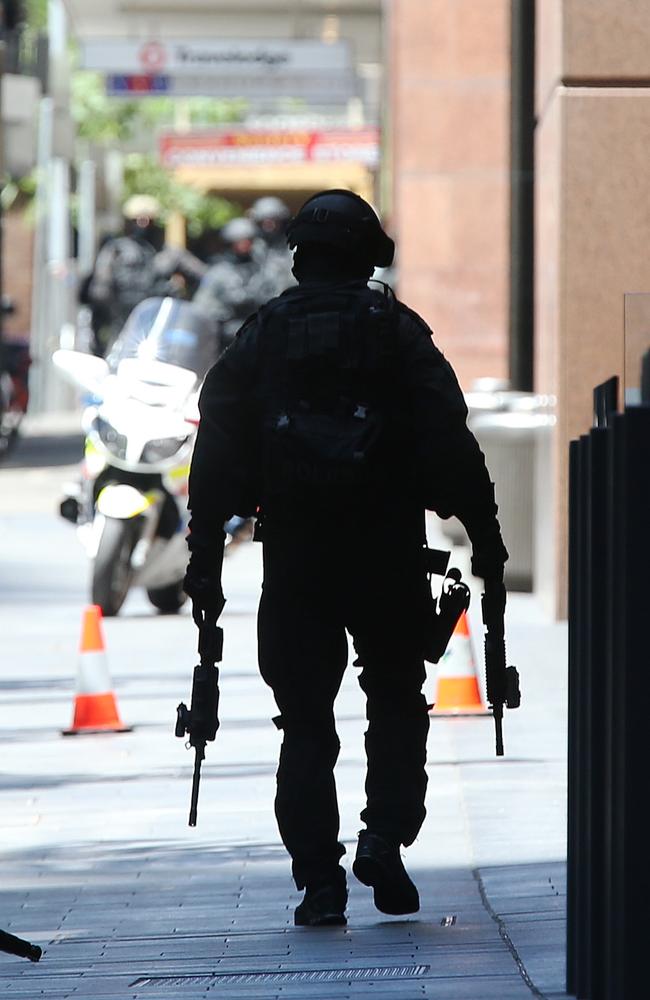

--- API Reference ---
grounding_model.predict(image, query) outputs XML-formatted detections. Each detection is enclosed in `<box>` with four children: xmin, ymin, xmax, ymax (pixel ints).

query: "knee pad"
<box><xmin>276</xmin><ymin>712</ymin><xmax>340</xmax><ymax>761</ymax></box>
<box><xmin>365</xmin><ymin>687</ymin><xmax>429</xmax><ymax>723</ymax></box>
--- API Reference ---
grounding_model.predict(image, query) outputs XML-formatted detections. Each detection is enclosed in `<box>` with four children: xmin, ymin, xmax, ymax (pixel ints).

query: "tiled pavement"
<box><xmin>1</xmin><ymin>427</ymin><xmax>569</xmax><ymax>997</ymax></box>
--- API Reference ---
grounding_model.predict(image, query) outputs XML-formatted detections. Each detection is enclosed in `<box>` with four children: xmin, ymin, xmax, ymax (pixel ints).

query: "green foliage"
<box><xmin>134</xmin><ymin>96</ymin><xmax>249</xmax><ymax>131</ymax></box>
<box><xmin>71</xmin><ymin>72</ymin><xmax>247</xmax><ymax>145</ymax></box>
<box><xmin>69</xmin><ymin>73</ymin><xmax>247</xmax><ymax>234</ymax></box>
<box><xmin>123</xmin><ymin>154</ymin><xmax>239</xmax><ymax>237</ymax></box>
<box><xmin>71</xmin><ymin>74</ymin><xmax>143</xmax><ymax>144</ymax></box>
<box><xmin>0</xmin><ymin>179</ymin><xmax>19</xmax><ymax>211</ymax></box>
<box><xmin>25</xmin><ymin>0</ymin><xmax>48</xmax><ymax>29</ymax></box>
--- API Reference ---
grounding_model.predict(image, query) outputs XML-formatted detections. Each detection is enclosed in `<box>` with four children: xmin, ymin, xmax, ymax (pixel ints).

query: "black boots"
<box><xmin>294</xmin><ymin>871</ymin><xmax>348</xmax><ymax>927</ymax></box>
<box><xmin>294</xmin><ymin>834</ymin><xmax>419</xmax><ymax>925</ymax></box>
<box><xmin>352</xmin><ymin>830</ymin><xmax>420</xmax><ymax>915</ymax></box>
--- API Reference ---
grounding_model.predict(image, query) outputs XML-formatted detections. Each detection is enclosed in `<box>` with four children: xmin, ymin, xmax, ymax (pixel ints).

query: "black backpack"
<box><xmin>256</xmin><ymin>283</ymin><xmax>404</xmax><ymax>502</ymax></box>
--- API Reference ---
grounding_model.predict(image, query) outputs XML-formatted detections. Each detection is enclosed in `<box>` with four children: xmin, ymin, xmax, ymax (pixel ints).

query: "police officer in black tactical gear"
<box><xmin>248</xmin><ymin>196</ymin><xmax>296</xmax><ymax>298</ymax></box>
<box><xmin>183</xmin><ymin>189</ymin><xmax>508</xmax><ymax>928</ymax></box>
<box><xmin>193</xmin><ymin>217</ymin><xmax>272</xmax><ymax>350</ymax></box>
<box><xmin>249</xmin><ymin>196</ymin><xmax>291</xmax><ymax>250</ymax></box>
<box><xmin>86</xmin><ymin>195</ymin><xmax>206</xmax><ymax>355</ymax></box>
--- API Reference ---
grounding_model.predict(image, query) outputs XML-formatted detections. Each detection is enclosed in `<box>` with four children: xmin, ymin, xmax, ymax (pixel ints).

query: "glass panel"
<box><xmin>623</xmin><ymin>292</ymin><xmax>650</xmax><ymax>406</ymax></box>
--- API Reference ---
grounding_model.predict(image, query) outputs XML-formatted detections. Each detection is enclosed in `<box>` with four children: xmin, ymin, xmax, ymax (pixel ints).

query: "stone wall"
<box><xmin>389</xmin><ymin>0</ymin><xmax>510</xmax><ymax>390</ymax></box>
<box><xmin>2</xmin><ymin>208</ymin><xmax>34</xmax><ymax>344</ymax></box>
<box><xmin>535</xmin><ymin>0</ymin><xmax>650</xmax><ymax>615</ymax></box>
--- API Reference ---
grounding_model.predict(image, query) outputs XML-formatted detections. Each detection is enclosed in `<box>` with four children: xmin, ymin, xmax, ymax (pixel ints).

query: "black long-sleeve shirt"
<box><xmin>187</xmin><ymin>282</ymin><xmax>502</xmax><ymax>559</ymax></box>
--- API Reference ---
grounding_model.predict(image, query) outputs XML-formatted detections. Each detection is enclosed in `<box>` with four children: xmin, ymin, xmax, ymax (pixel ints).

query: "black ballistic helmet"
<box><xmin>221</xmin><ymin>217</ymin><xmax>258</xmax><ymax>244</ymax></box>
<box><xmin>249</xmin><ymin>196</ymin><xmax>290</xmax><ymax>223</ymax></box>
<box><xmin>286</xmin><ymin>190</ymin><xmax>395</xmax><ymax>268</ymax></box>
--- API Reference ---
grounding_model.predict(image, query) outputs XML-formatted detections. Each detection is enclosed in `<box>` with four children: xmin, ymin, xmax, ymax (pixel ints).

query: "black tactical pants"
<box><xmin>257</xmin><ymin>508</ymin><xmax>430</xmax><ymax>890</ymax></box>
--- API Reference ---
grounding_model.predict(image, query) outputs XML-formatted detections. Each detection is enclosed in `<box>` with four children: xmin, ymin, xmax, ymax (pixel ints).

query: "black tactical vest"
<box><xmin>255</xmin><ymin>283</ymin><xmax>405</xmax><ymax>506</ymax></box>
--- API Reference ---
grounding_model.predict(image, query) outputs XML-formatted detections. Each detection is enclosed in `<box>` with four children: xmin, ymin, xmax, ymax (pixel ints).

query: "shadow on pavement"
<box><xmin>0</xmin><ymin>763</ymin><xmax>280</xmax><ymax>791</ymax></box>
<box><xmin>0</xmin><ymin>839</ymin><xmax>569</xmax><ymax>999</ymax></box>
<box><xmin>0</xmin><ymin>431</ymin><xmax>84</xmax><ymax>470</ymax></box>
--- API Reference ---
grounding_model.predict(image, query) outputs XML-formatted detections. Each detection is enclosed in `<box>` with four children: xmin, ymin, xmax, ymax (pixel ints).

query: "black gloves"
<box><xmin>183</xmin><ymin>550</ymin><xmax>225</xmax><ymax>620</ymax></box>
<box><xmin>471</xmin><ymin>530</ymin><xmax>509</xmax><ymax>581</ymax></box>
<box><xmin>184</xmin><ymin>519</ymin><xmax>226</xmax><ymax>618</ymax></box>
<box><xmin>455</xmin><ymin>484</ymin><xmax>509</xmax><ymax>582</ymax></box>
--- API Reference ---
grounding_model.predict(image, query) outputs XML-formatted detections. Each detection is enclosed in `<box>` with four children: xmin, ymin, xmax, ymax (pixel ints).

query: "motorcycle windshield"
<box><xmin>106</xmin><ymin>297</ymin><xmax>217</xmax><ymax>378</ymax></box>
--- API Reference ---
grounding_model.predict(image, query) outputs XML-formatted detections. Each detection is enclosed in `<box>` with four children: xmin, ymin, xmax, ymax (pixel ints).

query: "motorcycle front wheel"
<box><xmin>147</xmin><ymin>581</ymin><xmax>187</xmax><ymax>614</ymax></box>
<box><xmin>92</xmin><ymin>516</ymin><xmax>138</xmax><ymax>616</ymax></box>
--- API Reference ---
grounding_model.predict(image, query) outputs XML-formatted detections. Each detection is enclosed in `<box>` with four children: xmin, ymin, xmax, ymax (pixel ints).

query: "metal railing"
<box><xmin>567</xmin><ymin>366</ymin><xmax>650</xmax><ymax>999</ymax></box>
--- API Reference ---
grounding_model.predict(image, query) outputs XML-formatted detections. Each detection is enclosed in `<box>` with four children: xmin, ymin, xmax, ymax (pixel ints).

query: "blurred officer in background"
<box><xmin>249</xmin><ymin>196</ymin><xmax>296</xmax><ymax>297</ymax></box>
<box><xmin>184</xmin><ymin>190</ymin><xmax>508</xmax><ymax>927</ymax></box>
<box><xmin>193</xmin><ymin>217</ymin><xmax>271</xmax><ymax>350</ymax></box>
<box><xmin>85</xmin><ymin>195</ymin><xmax>161</xmax><ymax>354</ymax></box>
<box><xmin>249</xmin><ymin>195</ymin><xmax>290</xmax><ymax>250</ymax></box>
<box><xmin>85</xmin><ymin>195</ymin><xmax>206</xmax><ymax>355</ymax></box>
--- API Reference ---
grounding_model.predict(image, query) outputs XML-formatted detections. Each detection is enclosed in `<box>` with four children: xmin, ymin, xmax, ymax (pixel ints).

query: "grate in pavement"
<box><xmin>132</xmin><ymin>964</ymin><xmax>430</xmax><ymax>988</ymax></box>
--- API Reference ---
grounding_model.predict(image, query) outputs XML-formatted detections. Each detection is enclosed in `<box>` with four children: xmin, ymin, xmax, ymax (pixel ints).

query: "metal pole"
<box><xmin>104</xmin><ymin>148</ymin><xmax>124</xmax><ymax>234</ymax></box>
<box><xmin>608</xmin><ymin>408</ymin><xmax>650</xmax><ymax>998</ymax></box>
<box><xmin>29</xmin><ymin>96</ymin><xmax>53</xmax><ymax>413</ymax></box>
<box><xmin>0</xmin><ymin>38</ymin><xmax>5</xmax><ymax>346</ymax></box>
<box><xmin>575</xmin><ymin>436</ymin><xmax>590</xmax><ymax>997</ymax></box>
<box><xmin>586</xmin><ymin>427</ymin><xmax>610</xmax><ymax>1000</ymax></box>
<box><xmin>77</xmin><ymin>160</ymin><xmax>97</xmax><ymax>277</ymax></box>
<box><xmin>508</xmin><ymin>0</ymin><xmax>535</xmax><ymax>390</ymax></box>
<box><xmin>566</xmin><ymin>438</ymin><xmax>582</xmax><ymax>996</ymax></box>
<box><xmin>49</xmin><ymin>157</ymin><xmax>70</xmax><ymax>263</ymax></box>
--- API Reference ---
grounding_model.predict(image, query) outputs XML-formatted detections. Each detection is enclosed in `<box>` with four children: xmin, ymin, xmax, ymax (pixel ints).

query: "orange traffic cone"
<box><xmin>62</xmin><ymin>605</ymin><xmax>132</xmax><ymax>735</ymax></box>
<box><xmin>429</xmin><ymin>611</ymin><xmax>490</xmax><ymax>716</ymax></box>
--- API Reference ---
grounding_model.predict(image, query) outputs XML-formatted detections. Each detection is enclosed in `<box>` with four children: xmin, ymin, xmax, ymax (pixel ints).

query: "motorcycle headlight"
<box><xmin>141</xmin><ymin>436</ymin><xmax>188</xmax><ymax>464</ymax></box>
<box><xmin>95</xmin><ymin>416</ymin><xmax>127</xmax><ymax>461</ymax></box>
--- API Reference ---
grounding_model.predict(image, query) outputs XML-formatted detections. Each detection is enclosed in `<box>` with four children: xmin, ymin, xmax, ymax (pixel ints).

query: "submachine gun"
<box><xmin>481</xmin><ymin>576</ymin><xmax>521</xmax><ymax>756</ymax></box>
<box><xmin>423</xmin><ymin>550</ymin><xmax>521</xmax><ymax>756</ymax></box>
<box><xmin>175</xmin><ymin>609</ymin><xmax>223</xmax><ymax>827</ymax></box>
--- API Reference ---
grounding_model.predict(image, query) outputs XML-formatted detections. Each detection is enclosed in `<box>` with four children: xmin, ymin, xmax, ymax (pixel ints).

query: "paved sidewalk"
<box><xmin>0</xmin><ymin>434</ymin><xmax>569</xmax><ymax>998</ymax></box>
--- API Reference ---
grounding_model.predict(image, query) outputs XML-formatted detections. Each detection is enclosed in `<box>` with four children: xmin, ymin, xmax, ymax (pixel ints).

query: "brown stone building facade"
<box><xmin>391</xmin><ymin>1</ymin><xmax>650</xmax><ymax>615</ymax></box>
<box><xmin>2</xmin><ymin>207</ymin><xmax>34</xmax><ymax>344</ymax></box>
<box><xmin>536</xmin><ymin>0</ymin><xmax>650</xmax><ymax>614</ymax></box>
<box><xmin>389</xmin><ymin>0</ymin><xmax>511</xmax><ymax>389</ymax></box>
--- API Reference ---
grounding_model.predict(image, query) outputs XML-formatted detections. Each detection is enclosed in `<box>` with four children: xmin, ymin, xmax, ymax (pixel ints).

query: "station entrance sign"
<box><xmin>158</xmin><ymin>128</ymin><xmax>380</xmax><ymax>169</ymax></box>
<box><xmin>107</xmin><ymin>75</ymin><xmax>170</xmax><ymax>95</ymax></box>
<box><xmin>81</xmin><ymin>38</ymin><xmax>356</xmax><ymax>102</ymax></box>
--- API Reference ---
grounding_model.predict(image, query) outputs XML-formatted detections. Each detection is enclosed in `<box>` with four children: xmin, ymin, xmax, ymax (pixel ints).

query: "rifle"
<box><xmin>0</xmin><ymin>928</ymin><xmax>41</xmax><ymax>962</ymax></box>
<box><xmin>175</xmin><ymin>607</ymin><xmax>223</xmax><ymax>826</ymax></box>
<box><xmin>422</xmin><ymin>548</ymin><xmax>471</xmax><ymax>664</ymax></box>
<box><xmin>481</xmin><ymin>577</ymin><xmax>521</xmax><ymax>755</ymax></box>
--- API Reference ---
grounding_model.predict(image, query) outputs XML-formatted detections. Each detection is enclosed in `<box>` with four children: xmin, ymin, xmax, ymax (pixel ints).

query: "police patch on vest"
<box><xmin>266</xmin><ymin>406</ymin><xmax>385</xmax><ymax>488</ymax></box>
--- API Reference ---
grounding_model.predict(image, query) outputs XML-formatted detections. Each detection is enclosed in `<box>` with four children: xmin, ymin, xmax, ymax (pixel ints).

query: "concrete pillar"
<box><xmin>535</xmin><ymin>0</ymin><xmax>650</xmax><ymax>616</ymax></box>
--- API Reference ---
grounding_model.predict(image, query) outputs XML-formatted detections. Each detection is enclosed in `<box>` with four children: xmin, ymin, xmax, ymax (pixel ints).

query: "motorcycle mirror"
<box><xmin>52</xmin><ymin>350</ymin><xmax>109</xmax><ymax>396</ymax></box>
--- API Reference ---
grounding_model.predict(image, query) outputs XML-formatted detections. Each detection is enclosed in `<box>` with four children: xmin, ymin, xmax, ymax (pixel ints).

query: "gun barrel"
<box><xmin>494</xmin><ymin>709</ymin><xmax>504</xmax><ymax>756</ymax></box>
<box><xmin>188</xmin><ymin>745</ymin><xmax>204</xmax><ymax>827</ymax></box>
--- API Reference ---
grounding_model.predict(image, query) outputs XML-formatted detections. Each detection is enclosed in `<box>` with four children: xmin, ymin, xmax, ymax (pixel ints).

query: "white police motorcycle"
<box><xmin>54</xmin><ymin>297</ymin><xmax>217</xmax><ymax>616</ymax></box>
